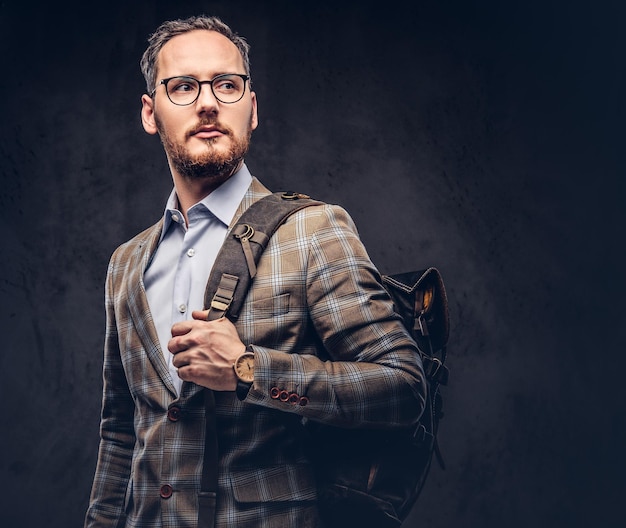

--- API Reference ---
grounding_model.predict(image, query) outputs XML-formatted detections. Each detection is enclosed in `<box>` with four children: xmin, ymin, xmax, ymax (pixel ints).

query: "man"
<box><xmin>85</xmin><ymin>15</ymin><xmax>426</xmax><ymax>528</ymax></box>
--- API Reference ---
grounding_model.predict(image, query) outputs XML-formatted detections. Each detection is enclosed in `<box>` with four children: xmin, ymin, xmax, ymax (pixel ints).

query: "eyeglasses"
<box><xmin>151</xmin><ymin>73</ymin><xmax>250</xmax><ymax>105</ymax></box>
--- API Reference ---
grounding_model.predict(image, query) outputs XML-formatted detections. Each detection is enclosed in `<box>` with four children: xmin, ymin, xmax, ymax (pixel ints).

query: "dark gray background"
<box><xmin>1</xmin><ymin>0</ymin><xmax>624</xmax><ymax>527</ymax></box>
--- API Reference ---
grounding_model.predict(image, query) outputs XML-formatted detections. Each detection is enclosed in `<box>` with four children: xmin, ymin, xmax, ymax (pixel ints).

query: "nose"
<box><xmin>195</xmin><ymin>82</ymin><xmax>220</xmax><ymax>115</ymax></box>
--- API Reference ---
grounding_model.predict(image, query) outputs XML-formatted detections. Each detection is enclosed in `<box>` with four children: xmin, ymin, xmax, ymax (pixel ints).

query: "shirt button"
<box><xmin>171</xmin><ymin>214</ymin><xmax>180</xmax><ymax>223</ymax></box>
<box><xmin>187</xmin><ymin>248</ymin><xmax>195</xmax><ymax>257</ymax></box>
<box><xmin>178</xmin><ymin>304</ymin><xmax>187</xmax><ymax>314</ymax></box>
<box><xmin>160</xmin><ymin>484</ymin><xmax>173</xmax><ymax>499</ymax></box>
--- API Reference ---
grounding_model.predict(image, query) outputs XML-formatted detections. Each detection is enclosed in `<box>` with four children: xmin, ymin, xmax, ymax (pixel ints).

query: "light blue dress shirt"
<box><xmin>144</xmin><ymin>165</ymin><xmax>252</xmax><ymax>395</ymax></box>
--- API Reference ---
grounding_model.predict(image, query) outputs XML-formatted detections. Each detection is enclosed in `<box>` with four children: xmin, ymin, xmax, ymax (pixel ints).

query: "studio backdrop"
<box><xmin>1</xmin><ymin>1</ymin><xmax>624</xmax><ymax>527</ymax></box>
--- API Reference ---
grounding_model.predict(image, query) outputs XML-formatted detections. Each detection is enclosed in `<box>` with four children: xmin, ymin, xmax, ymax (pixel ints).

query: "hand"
<box><xmin>168</xmin><ymin>310</ymin><xmax>246</xmax><ymax>391</ymax></box>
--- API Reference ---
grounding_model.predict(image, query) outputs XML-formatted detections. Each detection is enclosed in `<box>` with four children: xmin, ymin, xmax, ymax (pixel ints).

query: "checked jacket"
<box><xmin>85</xmin><ymin>177</ymin><xmax>427</xmax><ymax>528</ymax></box>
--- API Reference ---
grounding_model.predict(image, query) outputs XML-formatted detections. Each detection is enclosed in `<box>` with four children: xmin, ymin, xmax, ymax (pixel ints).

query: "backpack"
<box><xmin>200</xmin><ymin>192</ymin><xmax>450</xmax><ymax>528</ymax></box>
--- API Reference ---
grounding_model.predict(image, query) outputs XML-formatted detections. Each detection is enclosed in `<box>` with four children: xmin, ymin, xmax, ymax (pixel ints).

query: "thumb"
<box><xmin>192</xmin><ymin>309</ymin><xmax>210</xmax><ymax>321</ymax></box>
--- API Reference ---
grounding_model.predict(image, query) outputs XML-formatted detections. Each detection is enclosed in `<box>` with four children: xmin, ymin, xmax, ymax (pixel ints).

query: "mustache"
<box><xmin>186</xmin><ymin>118</ymin><xmax>232</xmax><ymax>138</ymax></box>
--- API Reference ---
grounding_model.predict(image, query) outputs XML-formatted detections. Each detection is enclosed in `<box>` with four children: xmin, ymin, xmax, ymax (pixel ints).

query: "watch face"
<box><xmin>234</xmin><ymin>353</ymin><xmax>254</xmax><ymax>383</ymax></box>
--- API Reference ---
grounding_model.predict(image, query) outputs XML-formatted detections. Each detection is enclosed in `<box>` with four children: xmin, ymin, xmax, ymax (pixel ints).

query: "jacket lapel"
<box><xmin>126</xmin><ymin>220</ymin><xmax>179</xmax><ymax>398</ymax></box>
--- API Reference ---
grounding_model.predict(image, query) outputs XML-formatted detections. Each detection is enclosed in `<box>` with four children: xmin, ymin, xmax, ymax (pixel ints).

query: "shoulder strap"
<box><xmin>199</xmin><ymin>192</ymin><xmax>322</xmax><ymax>528</ymax></box>
<box><xmin>202</xmin><ymin>192</ymin><xmax>323</xmax><ymax>321</ymax></box>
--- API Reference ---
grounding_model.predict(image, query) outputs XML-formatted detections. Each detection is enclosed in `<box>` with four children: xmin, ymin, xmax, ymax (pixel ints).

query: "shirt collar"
<box><xmin>159</xmin><ymin>163</ymin><xmax>253</xmax><ymax>240</ymax></box>
<box><xmin>202</xmin><ymin>163</ymin><xmax>252</xmax><ymax>226</ymax></box>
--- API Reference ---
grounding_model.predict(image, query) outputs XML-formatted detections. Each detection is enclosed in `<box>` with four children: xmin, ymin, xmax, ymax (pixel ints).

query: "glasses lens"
<box><xmin>165</xmin><ymin>77</ymin><xmax>200</xmax><ymax>105</ymax></box>
<box><xmin>212</xmin><ymin>74</ymin><xmax>246</xmax><ymax>103</ymax></box>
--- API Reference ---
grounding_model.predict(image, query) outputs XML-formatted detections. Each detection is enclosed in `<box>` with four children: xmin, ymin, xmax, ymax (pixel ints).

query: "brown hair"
<box><xmin>140</xmin><ymin>15</ymin><xmax>251</xmax><ymax>93</ymax></box>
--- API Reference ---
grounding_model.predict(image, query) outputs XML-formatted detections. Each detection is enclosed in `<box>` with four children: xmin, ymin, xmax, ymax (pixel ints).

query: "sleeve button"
<box><xmin>160</xmin><ymin>484</ymin><xmax>173</xmax><ymax>499</ymax></box>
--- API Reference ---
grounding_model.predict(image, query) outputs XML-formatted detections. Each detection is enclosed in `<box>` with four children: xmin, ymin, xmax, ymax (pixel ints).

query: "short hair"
<box><xmin>140</xmin><ymin>15</ymin><xmax>251</xmax><ymax>93</ymax></box>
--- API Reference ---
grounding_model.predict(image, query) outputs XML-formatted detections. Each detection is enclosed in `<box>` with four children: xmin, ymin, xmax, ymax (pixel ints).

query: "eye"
<box><xmin>213</xmin><ymin>76</ymin><xmax>241</xmax><ymax>94</ymax></box>
<box><xmin>168</xmin><ymin>77</ymin><xmax>198</xmax><ymax>93</ymax></box>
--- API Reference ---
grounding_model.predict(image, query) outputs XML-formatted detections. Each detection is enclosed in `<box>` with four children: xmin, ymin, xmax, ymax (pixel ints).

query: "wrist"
<box><xmin>233</xmin><ymin>345</ymin><xmax>255</xmax><ymax>400</ymax></box>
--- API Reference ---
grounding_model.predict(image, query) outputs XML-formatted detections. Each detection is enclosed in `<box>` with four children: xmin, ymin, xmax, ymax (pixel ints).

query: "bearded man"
<box><xmin>85</xmin><ymin>15</ymin><xmax>426</xmax><ymax>528</ymax></box>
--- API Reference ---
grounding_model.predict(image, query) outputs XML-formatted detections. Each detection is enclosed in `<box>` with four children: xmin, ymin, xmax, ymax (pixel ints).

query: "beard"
<box><xmin>156</xmin><ymin>114</ymin><xmax>253</xmax><ymax>184</ymax></box>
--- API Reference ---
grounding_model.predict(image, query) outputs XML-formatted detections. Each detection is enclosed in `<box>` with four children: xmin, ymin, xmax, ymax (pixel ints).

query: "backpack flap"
<box><xmin>382</xmin><ymin>268</ymin><xmax>449</xmax><ymax>386</ymax></box>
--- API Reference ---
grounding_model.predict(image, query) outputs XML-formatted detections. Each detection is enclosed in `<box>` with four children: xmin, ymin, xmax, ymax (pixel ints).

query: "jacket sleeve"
<box><xmin>245</xmin><ymin>204</ymin><xmax>427</xmax><ymax>428</ymax></box>
<box><xmin>84</xmin><ymin>257</ymin><xmax>135</xmax><ymax>528</ymax></box>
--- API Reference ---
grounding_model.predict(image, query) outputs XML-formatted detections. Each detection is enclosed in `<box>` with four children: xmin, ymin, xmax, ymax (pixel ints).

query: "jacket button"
<box><xmin>167</xmin><ymin>407</ymin><xmax>181</xmax><ymax>422</ymax></box>
<box><xmin>288</xmin><ymin>392</ymin><xmax>300</xmax><ymax>404</ymax></box>
<box><xmin>160</xmin><ymin>484</ymin><xmax>173</xmax><ymax>499</ymax></box>
<box><xmin>298</xmin><ymin>396</ymin><xmax>309</xmax><ymax>407</ymax></box>
<box><xmin>270</xmin><ymin>387</ymin><xmax>280</xmax><ymax>399</ymax></box>
<box><xmin>279</xmin><ymin>390</ymin><xmax>290</xmax><ymax>402</ymax></box>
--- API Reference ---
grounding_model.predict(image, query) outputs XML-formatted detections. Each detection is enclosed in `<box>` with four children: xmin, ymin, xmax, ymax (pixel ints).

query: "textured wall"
<box><xmin>1</xmin><ymin>1</ymin><xmax>624</xmax><ymax>527</ymax></box>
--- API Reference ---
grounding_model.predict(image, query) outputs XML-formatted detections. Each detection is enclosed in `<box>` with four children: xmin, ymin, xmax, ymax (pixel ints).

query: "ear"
<box><xmin>141</xmin><ymin>94</ymin><xmax>158</xmax><ymax>135</ymax></box>
<box><xmin>249</xmin><ymin>91</ymin><xmax>259</xmax><ymax>131</ymax></box>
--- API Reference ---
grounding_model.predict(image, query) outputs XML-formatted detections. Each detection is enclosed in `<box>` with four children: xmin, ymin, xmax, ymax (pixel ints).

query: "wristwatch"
<box><xmin>233</xmin><ymin>346</ymin><xmax>255</xmax><ymax>400</ymax></box>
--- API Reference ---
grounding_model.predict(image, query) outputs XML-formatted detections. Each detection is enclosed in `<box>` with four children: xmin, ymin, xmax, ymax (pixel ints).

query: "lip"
<box><xmin>191</xmin><ymin>126</ymin><xmax>226</xmax><ymax>139</ymax></box>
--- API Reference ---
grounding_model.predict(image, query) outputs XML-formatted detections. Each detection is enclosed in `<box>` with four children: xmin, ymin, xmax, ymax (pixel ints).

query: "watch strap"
<box><xmin>236</xmin><ymin>379</ymin><xmax>252</xmax><ymax>401</ymax></box>
<box><xmin>235</xmin><ymin>345</ymin><xmax>255</xmax><ymax>400</ymax></box>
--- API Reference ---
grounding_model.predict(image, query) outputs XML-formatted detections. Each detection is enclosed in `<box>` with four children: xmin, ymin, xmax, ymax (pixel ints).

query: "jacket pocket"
<box><xmin>231</xmin><ymin>464</ymin><xmax>317</xmax><ymax>503</ymax></box>
<box><xmin>248</xmin><ymin>293</ymin><xmax>290</xmax><ymax>320</ymax></box>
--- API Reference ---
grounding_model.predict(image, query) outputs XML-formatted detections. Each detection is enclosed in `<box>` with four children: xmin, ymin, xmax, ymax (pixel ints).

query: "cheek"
<box><xmin>155</xmin><ymin>105</ymin><xmax>189</xmax><ymax>135</ymax></box>
<box><xmin>237</xmin><ymin>106</ymin><xmax>258</xmax><ymax>134</ymax></box>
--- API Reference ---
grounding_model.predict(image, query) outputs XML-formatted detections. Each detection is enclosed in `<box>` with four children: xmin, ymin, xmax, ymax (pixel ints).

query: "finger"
<box><xmin>171</xmin><ymin>350</ymin><xmax>189</xmax><ymax>368</ymax></box>
<box><xmin>192</xmin><ymin>309</ymin><xmax>210</xmax><ymax>321</ymax></box>
<box><xmin>168</xmin><ymin>332</ymin><xmax>195</xmax><ymax>354</ymax></box>
<box><xmin>176</xmin><ymin>366</ymin><xmax>190</xmax><ymax>382</ymax></box>
<box><xmin>171</xmin><ymin>320</ymin><xmax>193</xmax><ymax>338</ymax></box>
<box><xmin>168</xmin><ymin>336</ymin><xmax>185</xmax><ymax>355</ymax></box>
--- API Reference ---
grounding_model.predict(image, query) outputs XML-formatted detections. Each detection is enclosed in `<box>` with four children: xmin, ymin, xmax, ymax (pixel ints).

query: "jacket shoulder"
<box><xmin>108</xmin><ymin>220</ymin><xmax>163</xmax><ymax>268</ymax></box>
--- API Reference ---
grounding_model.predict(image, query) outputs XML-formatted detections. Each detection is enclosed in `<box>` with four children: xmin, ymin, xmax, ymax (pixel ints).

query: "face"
<box><xmin>141</xmin><ymin>30</ymin><xmax>258</xmax><ymax>183</ymax></box>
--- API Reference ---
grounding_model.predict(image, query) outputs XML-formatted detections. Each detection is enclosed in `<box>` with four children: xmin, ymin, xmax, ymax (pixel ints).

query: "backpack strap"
<box><xmin>203</xmin><ymin>192</ymin><xmax>323</xmax><ymax>321</ymax></box>
<box><xmin>198</xmin><ymin>191</ymin><xmax>322</xmax><ymax>528</ymax></box>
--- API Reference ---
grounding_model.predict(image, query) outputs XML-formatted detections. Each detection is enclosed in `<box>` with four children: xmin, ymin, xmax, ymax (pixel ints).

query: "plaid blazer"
<box><xmin>85</xmin><ymin>178</ymin><xmax>426</xmax><ymax>528</ymax></box>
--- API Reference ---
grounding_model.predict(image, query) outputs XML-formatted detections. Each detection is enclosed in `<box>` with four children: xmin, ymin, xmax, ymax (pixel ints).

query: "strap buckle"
<box><xmin>281</xmin><ymin>191</ymin><xmax>310</xmax><ymax>200</ymax></box>
<box><xmin>206</xmin><ymin>273</ymin><xmax>239</xmax><ymax>320</ymax></box>
<box><xmin>234</xmin><ymin>224</ymin><xmax>255</xmax><ymax>241</ymax></box>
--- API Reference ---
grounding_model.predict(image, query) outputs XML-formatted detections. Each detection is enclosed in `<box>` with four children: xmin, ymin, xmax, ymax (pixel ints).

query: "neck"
<box><xmin>171</xmin><ymin>160</ymin><xmax>243</xmax><ymax>221</ymax></box>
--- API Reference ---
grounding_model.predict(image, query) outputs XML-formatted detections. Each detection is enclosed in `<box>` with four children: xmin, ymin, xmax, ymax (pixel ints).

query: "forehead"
<box><xmin>157</xmin><ymin>29</ymin><xmax>245</xmax><ymax>78</ymax></box>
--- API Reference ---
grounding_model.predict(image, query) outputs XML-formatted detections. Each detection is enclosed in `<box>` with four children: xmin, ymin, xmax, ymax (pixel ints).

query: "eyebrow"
<box><xmin>166</xmin><ymin>71</ymin><xmax>242</xmax><ymax>80</ymax></box>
